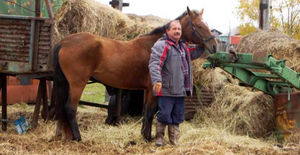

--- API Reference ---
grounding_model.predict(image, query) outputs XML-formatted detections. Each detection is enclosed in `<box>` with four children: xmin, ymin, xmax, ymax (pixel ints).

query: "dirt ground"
<box><xmin>0</xmin><ymin>103</ymin><xmax>300</xmax><ymax>154</ymax></box>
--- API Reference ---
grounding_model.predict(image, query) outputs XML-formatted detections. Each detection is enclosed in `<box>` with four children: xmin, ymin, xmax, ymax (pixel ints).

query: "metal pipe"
<box><xmin>29</xmin><ymin>19</ymin><xmax>35</xmax><ymax>70</ymax></box>
<box><xmin>0</xmin><ymin>14</ymin><xmax>48</xmax><ymax>20</ymax></box>
<box><xmin>45</xmin><ymin>0</ymin><xmax>54</xmax><ymax>19</ymax></box>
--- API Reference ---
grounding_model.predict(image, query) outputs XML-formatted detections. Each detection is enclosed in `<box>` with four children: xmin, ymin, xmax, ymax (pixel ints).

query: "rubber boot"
<box><xmin>155</xmin><ymin>122</ymin><xmax>166</xmax><ymax>146</ymax></box>
<box><xmin>168</xmin><ymin>124</ymin><xmax>180</xmax><ymax>145</ymax></box>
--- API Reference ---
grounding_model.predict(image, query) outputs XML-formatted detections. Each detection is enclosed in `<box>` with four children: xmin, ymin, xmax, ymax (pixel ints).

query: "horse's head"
<box><xmin>179</xmin><ymin>7</ymin><xmax>218</xmax><ymax>54</ymax></box>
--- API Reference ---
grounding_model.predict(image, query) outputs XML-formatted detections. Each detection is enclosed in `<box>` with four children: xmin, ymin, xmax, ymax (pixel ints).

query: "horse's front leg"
<box><xmin>141</xmin><ymin>88</ymin><xmax>157</xmax><ymax>141</ymax></box>
<box><xmin>105</xmin><ymin>89</ymin><xmax>123</xmax><ymax>125</ymax></box>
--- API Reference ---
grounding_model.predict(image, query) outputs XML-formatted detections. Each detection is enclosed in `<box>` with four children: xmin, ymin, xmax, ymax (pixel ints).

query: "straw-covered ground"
<box><xmin>1</xmin><ymin>101</ymin><xmax>300</xmax><ymax>154</ymax></box>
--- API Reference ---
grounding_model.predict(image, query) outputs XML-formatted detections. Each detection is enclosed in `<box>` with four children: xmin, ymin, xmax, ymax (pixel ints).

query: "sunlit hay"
<box><xmin>54</xmin><ymin>0</ymin><xmax>152</xmax><ymax>44</ymax></box>
<box><xmin>194</xmin><ymin>84</ymin><xmax>275</xmax><ymax>138</ymax></box>
<box><xmin>158</xmin><ymin>123</ymin><xmax>280</xmax><ymax>154</ymax></box>
<box><xmin>285</xmin><ymin>131</ymin><xmax>300</xmax><ymax>145</ymax></box>
<box><xmin>127</xmin><ymin>14</ymin><xmax>170</xmax><ymax>29</ymax></box>
<box><xmin>1</xmin><ymin>103</ymin><xmax>299</xmax><ymax>154</ymax></box>
<box><xmin>192</xmin><ymin>53</ymin><xmax>276</xmax><ymax>138</ymax></box>
<box><xmin>237</xmin><ymin>29</ymin><xmax>300</xmax><ymax>72</ymax></box>
<box><xmin>192</xmin><ymin>58</ymin><xmax>239</xmax><ymax>104</ymax></box>
<box><xmin>192</xmin><ymin>58</ymin><xmax>238</xmax><ymax>89</ymax></box>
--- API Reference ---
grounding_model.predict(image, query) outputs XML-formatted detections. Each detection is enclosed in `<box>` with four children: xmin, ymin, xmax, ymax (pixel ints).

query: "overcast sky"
<box><xmin>96</xmin><ymin>0</ymin><xmax>240</xmax><ymax>34</ymax></box>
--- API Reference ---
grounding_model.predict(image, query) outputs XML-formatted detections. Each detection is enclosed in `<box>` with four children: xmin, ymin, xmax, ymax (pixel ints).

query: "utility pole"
<box><xmin>109</xmin><ymin>0</ymin><xmax>129</xmax><ymax>11</ymax></box>
<box><xmin>259</xmin><ymin>0</ymin><xmax>271</xmax><ymax>30</ymax></box>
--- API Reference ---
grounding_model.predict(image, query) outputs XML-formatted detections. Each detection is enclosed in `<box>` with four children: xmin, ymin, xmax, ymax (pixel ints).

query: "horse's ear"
<box><xmin>187</xmin><ymin>6</ymin><xmax>194</xmax><ymax>18</ymax></box>
<box><xmin>199</xmin><ymin>8</ymin><xmax>204</xmax><ymax>16</ymax></box>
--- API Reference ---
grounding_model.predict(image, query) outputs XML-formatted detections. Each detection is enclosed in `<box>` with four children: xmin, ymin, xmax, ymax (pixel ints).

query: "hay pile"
<box><xmin>54</xmin><ymin>0</ymin><xmax>153</xmax><ymax>44</ymax></box>
<box><xmin>196</xmin><ymin>84</ymin><xmax>274</xmax><ymax>137</ymax></box>
<box><xmin>192</xmin><ymin>58</ymin><xmax>238</xmax><ymax>89</ymax></box>
<box><xmin>192</xmin><ymin>58</ymin><xmax>275</xmax><ymax>138</ymax></box>
<box><xmin>237</xmin><ymin>29</ymin><xmax>300</xmax><ymax>72</ymax></box>
<box><xmin>127</xmin><ymin>14</ymin><xmax>169</xmax><ymax>29</ymax></box>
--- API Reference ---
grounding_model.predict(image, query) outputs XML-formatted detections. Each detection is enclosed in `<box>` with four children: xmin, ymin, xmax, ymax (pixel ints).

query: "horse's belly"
<box><xmin>93</xmin><ymin>70</ymin><xmax>149</xmax><ymax>90</ymax></box>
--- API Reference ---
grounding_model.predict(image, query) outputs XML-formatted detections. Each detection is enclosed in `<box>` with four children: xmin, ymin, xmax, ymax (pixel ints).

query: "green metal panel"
<box><xmin>0</xmin><ymin>0</ymin><xmax>64</xmax><ymax>17</ymax></box>
<box><xmin>203</xmin><ymin>52</ymin><xmax>300</xmax><ymax>95</ymax></box>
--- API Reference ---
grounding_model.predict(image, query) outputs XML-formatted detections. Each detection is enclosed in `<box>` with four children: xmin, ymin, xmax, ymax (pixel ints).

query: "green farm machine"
<box><xmin>203</xmin><ymin>51</ymin><xmax>300</xmax><ymax>141</ymax></box>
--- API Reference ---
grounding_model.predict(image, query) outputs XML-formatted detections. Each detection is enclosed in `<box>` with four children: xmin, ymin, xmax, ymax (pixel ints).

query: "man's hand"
<box><xmin>153</xmin><ymin>82</ymin><xmax>162</xmax><ymax>93</ymax></box>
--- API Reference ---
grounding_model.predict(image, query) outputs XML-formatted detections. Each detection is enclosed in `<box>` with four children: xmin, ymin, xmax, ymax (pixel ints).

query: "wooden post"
<box><xmin>41</xmin><ymin>79</ymin><xmax>48</xmax><ymax>121</ymax></box>
<box><xmin>259</xmin><ymin>0</ymin><xmax>271</xmax><ymax>30</ymax></box>
<box><xmin>109</xmin><ymin>0</ymin><xmax>129</xmax><ymax>11</ymax></box>
<box><xmin>0</xmin><ymin>74</ymin><xmax>7</xmax><ymax>131</ymax></box>
<box><xmin>31</xmin><ymin>78</ymin><xmax>47</xmax><ymax>129</ymax></box>
<box><xmin>117</xmin><ymin>0</ymin><xmax>123</xmax><ymax>11</ymax></box>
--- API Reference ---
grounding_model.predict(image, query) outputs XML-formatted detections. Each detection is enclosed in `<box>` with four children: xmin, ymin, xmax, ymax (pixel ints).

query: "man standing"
<box><xmin>149</xmin><ymin>20</ymin><xmax>205</xmax><ymax>146</ymax></box>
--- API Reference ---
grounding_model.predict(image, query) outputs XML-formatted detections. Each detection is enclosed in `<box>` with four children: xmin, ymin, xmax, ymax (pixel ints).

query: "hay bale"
<box><xmin>237</xmin><ymin>29</ymin><xmax>300</xmax><ymax>72</ymax></box>
<box><xmin>192</xmin><ymin>58</ymin><xmax>238</xmax><ymax>94</ymax></box>
<box><xmin>211</xmin><ymin>84</ymin><xmax>274</xmax><ymax>137</ymax></box>
<box><xmin>127</xmin><ymin>14</ymin><xmax>169</xmax><ymax>29</ymax></box>
<box><xmin>192</xmin><ymin>58</ymin><xmax>275</xmax><ymax>138</ymax></box>
<box><xmin>54</xmin><ymin>0</ymin><xmax>152</xmax><ymax>44</ymax></box>
<box><xmin>193</xmin><ymin>84</ymin><xmax>274</xmax><ymax>138</ymax></box>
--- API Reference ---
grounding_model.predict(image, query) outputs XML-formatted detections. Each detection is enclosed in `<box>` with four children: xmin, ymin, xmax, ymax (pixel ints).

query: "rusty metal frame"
<box><xmin>1</xmin><ymin>0</ymin><xmax>55</xmax><ymax>131</ymax></box>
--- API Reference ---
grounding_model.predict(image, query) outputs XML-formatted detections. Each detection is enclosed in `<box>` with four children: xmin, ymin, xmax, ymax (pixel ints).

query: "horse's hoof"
<box><xmin>118</xmin><ymin>117</ymin><xmax>128</xmax><ymax>124</ymax></box>
<box><xmin>72</xmin><ymin>137</ymin><xmax>82</xmax><ymax>142</ymax></box>
<box><xmin>105</xmin><ymin>117</ymin><xmax>115</xmax><ymax>125</ymax></box>
<box><xmin>105</xmin><ymin>116</ymin><xmax>127</xmax><ymax>126</ymax></box>
<box><xmin>143</xmin><ymin>135</ymin><xmax>152</xmax><ymax>142</ymax></box>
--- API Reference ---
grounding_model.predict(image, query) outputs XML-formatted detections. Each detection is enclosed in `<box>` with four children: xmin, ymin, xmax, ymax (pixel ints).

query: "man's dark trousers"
<box><xmin>157</xmin><ymin>96</ymin><xmax>185</xmax><ymax>125</ymax></box>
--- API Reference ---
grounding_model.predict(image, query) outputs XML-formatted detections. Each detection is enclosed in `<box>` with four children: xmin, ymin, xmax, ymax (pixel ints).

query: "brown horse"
<box><xmin>52</xmin><ymin>7</ymin><xmax>217</xmax><ymax>141</ymax></box>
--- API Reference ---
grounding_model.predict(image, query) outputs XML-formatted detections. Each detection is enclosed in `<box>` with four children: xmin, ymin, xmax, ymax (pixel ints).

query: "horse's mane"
<box><xmin>144</xmin><ymin>10</ymin><xmax>199</xmax><ymax>36</ymax></box>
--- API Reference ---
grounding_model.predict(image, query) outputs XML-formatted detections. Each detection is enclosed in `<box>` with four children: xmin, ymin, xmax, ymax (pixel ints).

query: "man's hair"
<box><xmin>165</xmin><ymin>20</ymin><xmax>181</xmax><ymax>30</ymax></box>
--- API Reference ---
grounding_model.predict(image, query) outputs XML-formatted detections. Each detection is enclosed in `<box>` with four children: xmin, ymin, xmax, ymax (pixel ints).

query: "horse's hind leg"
<box><xmin>63</xmin><ymin>81</ymin><xmax>87</xmax><ymax>141</ymax></box>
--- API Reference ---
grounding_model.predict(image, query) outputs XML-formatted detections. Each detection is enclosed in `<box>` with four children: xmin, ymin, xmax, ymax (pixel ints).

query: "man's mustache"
<box><xmin>174</xmin><ymin>32</ymin><xmax>181</xmax><ymax>35</ymax></box>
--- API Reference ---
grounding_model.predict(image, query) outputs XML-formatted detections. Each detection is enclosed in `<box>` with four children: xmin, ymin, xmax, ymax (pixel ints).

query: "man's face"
<box><xmin>166</xmin><ymin>21</ymin><xmax>182</xmax><ymax>42</ymax></box>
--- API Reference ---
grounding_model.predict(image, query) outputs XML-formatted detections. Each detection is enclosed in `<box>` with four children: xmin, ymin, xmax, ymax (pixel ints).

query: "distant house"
<box><xmin>211</xmin><ymin>29</ymin><xmax>222</xmax><ymax>40</ymax></box>
<box><xmin>213</xmin><ymin>27</ymin><xmax>241</xmax><ymax>51</ymax></box>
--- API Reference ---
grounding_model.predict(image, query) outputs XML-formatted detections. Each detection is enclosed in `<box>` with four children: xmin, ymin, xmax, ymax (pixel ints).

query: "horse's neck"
<box><xmin>134</xmin><ymin>34</ymin><xmax>164</xmax><ymax>51</ymax></box>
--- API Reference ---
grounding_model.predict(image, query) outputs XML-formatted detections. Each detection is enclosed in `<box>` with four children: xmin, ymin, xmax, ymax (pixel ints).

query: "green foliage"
<box><xmin>236</xmin><ymin>0</ymin><xmax>300</xmax><ymax>39</ymax></box>
<box><xmin>237</xmin><ymin>0</ymin><xmax>260</xmax><ymax>22</ymax></box>
<box><xmin>239</xmin><ymin>23</ymin><xmax>257</xmax><ymax>36</ymax></box>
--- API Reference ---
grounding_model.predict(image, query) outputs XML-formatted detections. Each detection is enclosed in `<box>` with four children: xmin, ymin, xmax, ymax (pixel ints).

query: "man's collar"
<box><xmin>165</xmin><ymin>34</ymin><xmax>183</xmax><ymax>45</ymax></box>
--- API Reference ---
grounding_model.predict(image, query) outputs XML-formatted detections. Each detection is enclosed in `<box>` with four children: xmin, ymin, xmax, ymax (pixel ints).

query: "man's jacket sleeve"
<box><xmin>149</xmin><ymin>41</ymin><xmax>168</xmax><ymax>85</ymax></box>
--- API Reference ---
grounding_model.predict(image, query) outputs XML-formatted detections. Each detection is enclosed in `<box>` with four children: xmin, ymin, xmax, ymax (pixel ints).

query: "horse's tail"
<box><xmin>53</xmin><ymin>43</ymin><xmax>69</xmax><ymax>121</ymax></box>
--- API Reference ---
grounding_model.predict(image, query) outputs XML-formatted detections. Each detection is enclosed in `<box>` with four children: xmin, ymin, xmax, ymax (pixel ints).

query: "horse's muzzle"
<box><xmin>212</xmin><ymin>45</ymin><xmax>217</xmax><ymax>53</ymax></box>
<box><xmin>207</xmin><ymin>45</ymin><xmax>217</xmax><ymax>54</ymax></box>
